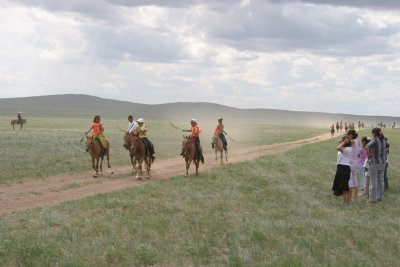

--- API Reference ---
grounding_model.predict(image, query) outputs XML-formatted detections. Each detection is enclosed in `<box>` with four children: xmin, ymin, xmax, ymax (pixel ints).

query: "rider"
<box><xmin>17</xmin><ymin>112</ymin><xmax>22</xmax><ymax>123</ymax></box>
<box><xmin>213</xmin><ymin>118</ymin><xmax>227</xmax><ymax>151</ymax></box>
<box><xmin>136</xmin><ymin>118</ymin><xmax>156</xmax><ymax>161</ymax></box>
<box><xmin>85</xmin><ymin>115</ymin><xmax>108</xmax><ymax>150</ymax></box>
<box><xmin>182</xmin><ymin>119</ymin><xmax>204</xmax><ymax>163</ymax></box>
<box><xmin>127</xmin><ymin>115</ymin><xmax>138</xmax><ymax>134</ymax></box>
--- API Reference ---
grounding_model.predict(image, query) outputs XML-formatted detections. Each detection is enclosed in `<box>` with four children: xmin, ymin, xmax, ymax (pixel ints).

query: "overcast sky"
<box><xmin>0</xmin><ymin>0</ymin><xmax>399</xmax><ymax>115</ymax></box>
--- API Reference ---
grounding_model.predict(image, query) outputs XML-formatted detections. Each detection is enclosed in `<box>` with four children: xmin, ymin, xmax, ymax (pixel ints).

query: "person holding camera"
<box><xmin>332</xmin><ymin>136</ymin><xmax>353</xmax><ymax>205</ymax></box>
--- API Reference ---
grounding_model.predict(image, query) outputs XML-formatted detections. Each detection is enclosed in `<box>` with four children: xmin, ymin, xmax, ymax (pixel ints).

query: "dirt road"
<box><xmin>0</xmin><ymin>133</ymin><xmax>332</xmax><ymax>215</ymax></box>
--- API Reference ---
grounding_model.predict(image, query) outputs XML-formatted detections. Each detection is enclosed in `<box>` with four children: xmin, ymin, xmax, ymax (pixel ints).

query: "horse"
<box><xmin>11</xmin><ymin>119</ymin><xmax>26</xmax><ymax>130</ymax></box>
<box><xmin>212</xmin><ymin>134</ymin><xmax>228</xmax><ymax>163</ymax></box>
<box><xmin>182</xmin><ymin>135</ymin><xmax>201</xmax><ymax>176</ymax></box>
<box><xmin>330</xmin><ymin>124</ymin><xmax>335</xmax><ymax>138</ymax></box>
<box><xmin>123</xmin><ymin>132</ymin><xmax>138</xmax><ymax>174</ymax></box>
<box><xmin>129</xmin><ymin>135</ymin><xmax>152</xmax><ymax>179</ymax></box>
<box><xmin>85</xmin><ymin>136</ymin><xmax>110</xmax><ymax>177</ymax></box>
<box><xmin>335</xmin><ymin>122</ymin><xmax>339</xmax><ymax>133</ymax></box>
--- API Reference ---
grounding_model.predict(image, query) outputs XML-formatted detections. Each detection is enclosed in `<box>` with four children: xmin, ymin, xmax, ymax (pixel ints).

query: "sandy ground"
<box><xmin>0</xmin><ymin>133</ymin><xmax>332</xmax><ymax>215</ymax></box>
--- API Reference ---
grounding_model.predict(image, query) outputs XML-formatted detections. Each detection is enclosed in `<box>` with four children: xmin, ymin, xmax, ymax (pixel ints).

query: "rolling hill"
<box><xmin>0</xmin><ymin>94</ymin><xmax>398</xmax><ymax>126</ymax></box>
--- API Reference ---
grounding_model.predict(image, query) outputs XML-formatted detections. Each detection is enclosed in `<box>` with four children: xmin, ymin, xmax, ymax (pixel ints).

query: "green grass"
<box><xmin>0</xmin><ymin>129</ymin><xmax>399</xmax><ymax>266</ymax></box>
<box><xmin>0</xmin><ymin>116</ymin><xmax>326</xmax><ymax>184</ymax></box>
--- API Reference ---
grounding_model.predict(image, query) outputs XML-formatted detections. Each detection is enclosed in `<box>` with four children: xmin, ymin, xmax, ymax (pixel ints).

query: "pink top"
<box><xmin>358</xmin><ymin>147</ymin><xmax>368</xmax><ymax>164</ymax></box>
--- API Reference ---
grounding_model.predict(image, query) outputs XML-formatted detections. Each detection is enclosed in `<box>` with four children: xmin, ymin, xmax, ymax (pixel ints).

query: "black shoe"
<box><xmin>211</xmin><ymin>144</ymin><xmax>214</xmax><ymax>149</ymax></box>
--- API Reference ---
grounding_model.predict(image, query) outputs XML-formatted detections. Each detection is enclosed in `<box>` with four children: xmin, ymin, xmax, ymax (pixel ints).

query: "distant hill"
<box><xmin>0</xmin><ymin>94</ymin><xmax>398</xmax><ymax>127</ymax></box>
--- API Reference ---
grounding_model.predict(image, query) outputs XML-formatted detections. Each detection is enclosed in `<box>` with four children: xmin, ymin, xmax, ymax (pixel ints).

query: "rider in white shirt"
<box><xmin>127</xmin><ymin>115</ymin><xmax>138</xmax><ymax>133</ymax></box>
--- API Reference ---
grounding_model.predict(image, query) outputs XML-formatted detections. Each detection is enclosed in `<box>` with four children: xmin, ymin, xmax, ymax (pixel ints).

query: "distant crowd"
<box><xmin>332</xmin><ymin>126</ymin><xmax>390</xmax><ymax>205</ymax></box>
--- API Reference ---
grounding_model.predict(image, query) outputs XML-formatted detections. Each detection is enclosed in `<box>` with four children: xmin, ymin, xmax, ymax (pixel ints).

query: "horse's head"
<box><xmin>85</xmin><ymin>136</ymin><xmax>94</xmax><ymax>152</ymax></box>
<box><xmin>123</xmin><ymin>131</ymin><xmax>131</xmax><ymax>150</ymax></box>
<box><xmin>212</xmin><ymin>134</ymin><xmax>219</xmax><ymax>144</ymax></box>
<box><xmin>181</xmin><ymin>135</ymin><xmax>192</xmax><ymax>156</ymax></box>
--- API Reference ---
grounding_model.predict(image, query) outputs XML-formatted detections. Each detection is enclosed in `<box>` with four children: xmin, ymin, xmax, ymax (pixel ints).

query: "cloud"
<box><xmin>286</xmin><ymin>0</ymin><xmax>400</xmax><ymax>10</ymax></box>
<box><xmin>1</xmin><ymin>0</ymin><xmax>400</xmax><ymax>116</ymax></box>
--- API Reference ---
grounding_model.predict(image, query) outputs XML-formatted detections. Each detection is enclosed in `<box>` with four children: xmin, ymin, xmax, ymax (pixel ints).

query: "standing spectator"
<box><xmin>358</xmin><ymin>137</ymin><xmax>370</xmax><ymax>195</ymax></box>
<box><xmin>366</xmin><ymin>128</ymin><xmax>389</xmax><ymax>203</ymax></box>
<box><xmin>332</xmin><ymin>136</ymin><xmax>353</xmax><ymax>205</ymax></box>
<box><xmin>364</xmin><ymin>158</ymin><xmax>370</xmax><ymax>199</ymax></box>
<box><xmin>384</xmin><ymin>137</ymin><xmax>389</xmax><ymax>191</ymax></box>
<box><xmin>347</xmin><ymin>130</ymin><xmax>361</xmax><ymax>202</ymax></box>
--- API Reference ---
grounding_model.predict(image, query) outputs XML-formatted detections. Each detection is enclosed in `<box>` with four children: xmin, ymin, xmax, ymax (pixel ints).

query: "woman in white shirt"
<box><xmin>332</xmin><ymin>136</ymin><xmax>353</xmax><ymax>205</ymax></box>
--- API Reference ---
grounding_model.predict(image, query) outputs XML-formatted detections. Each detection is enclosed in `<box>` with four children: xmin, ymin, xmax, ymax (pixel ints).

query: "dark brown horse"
<box><xmin>86</xmin><ymin>136</ymin><xmax>110</xmax><ymax>177</ymax></box>
<box><xmin>129</xmin><ymin>135</ymin><xmax>152</xmax><ymax>179</ymax></box>
<box><xmin>11</xmin><ymin>119</ymin><xmax>26</xmax><ymax>130</ymax></box>
<box><xmin>182</xmin><ymin>135</ymin><xmax>202</xmax><ymax>176</ymax></box>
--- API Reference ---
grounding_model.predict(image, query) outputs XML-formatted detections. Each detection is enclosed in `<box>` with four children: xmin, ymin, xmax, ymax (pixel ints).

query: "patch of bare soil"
<box><xmin>0</xmin><ymin>133</ymin><xmax>332</xmax><ymax>215</ymax></box>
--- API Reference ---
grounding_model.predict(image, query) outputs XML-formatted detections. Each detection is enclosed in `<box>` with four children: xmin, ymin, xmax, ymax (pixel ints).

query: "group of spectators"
<box><xmin>332</xmin><ymin>128</ymin><xmax>389</xmax><ymax>205</ymax></box>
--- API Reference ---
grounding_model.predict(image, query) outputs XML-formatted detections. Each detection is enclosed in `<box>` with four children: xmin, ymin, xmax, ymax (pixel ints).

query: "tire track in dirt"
<box><xmin>0</xmin><ymin>133</ymin><xmax>333</xmax><ymax>215</ymax></box>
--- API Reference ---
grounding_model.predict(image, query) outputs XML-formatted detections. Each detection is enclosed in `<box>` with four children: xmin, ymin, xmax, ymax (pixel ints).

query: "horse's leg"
<box><xmin>12</xmin><ymin>123</ymin><xmax>14</xmax><ymax>130</ymax></box>
<box><xmin>99</xmin><ymin>156</ymin><xmax>104</xmax><ymax>175</ymax></box>
<box><xmin>146</xmin><ymin>157</ymin><xmax>151</xmax><ymax>178</ymax></box>
<box><xmin>136</xmin><ymin>159</ymin><xmax>143</xmax><ymax>180</ymax></box>
<box><xmin>215</xmin><ymin>149</ymin><xmax>218</xmax><ymax>162</ymax></box>
<box><xmin>225</xmin><ymin>149</ymin><xmax>228</xmax><ymax>162</ymax></box>
<box><xmin>93</xmin><ymin>157</ymin><xmax>99</xmax><ymax>177</ymax></box>
<box><xmin>195</xmin><ymin>160</ymin><xmax>199</xmax><ymax>176</ymax></box>
<box><xmin>185</xmin><ymin>159</ymin><xmax>190</xmax><ymax>177</ymax></box>
<box><xmin>220</xmin><ymin>150</ymin><xmax>223</xmax><ymax>164</ymax></box>
<box><xmin>107</xmin><ymin>151</ymin><xmax>111</xmax><ymax>168</ymax></box>
<box><xmin>131</xmin><ymin>156</ymin><xmax>136</xmax><ymax>174</ymax></box>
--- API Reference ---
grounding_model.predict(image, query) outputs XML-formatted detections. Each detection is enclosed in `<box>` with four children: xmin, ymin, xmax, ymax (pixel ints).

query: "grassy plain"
<box><xmin>0</xmin><ymin>116</ymin><xmax>326</xmax><ymax>184</ymax></box>
<box><xmin>0</xmin><ymin>129</ymin><xmax>399</xmax><ymax>266</ymax></box>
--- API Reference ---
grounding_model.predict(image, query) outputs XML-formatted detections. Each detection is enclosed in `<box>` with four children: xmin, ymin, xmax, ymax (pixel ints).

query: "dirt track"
<box><xmin>0</xmin><ymin>133</ymin><xmax>332</xmax><ymax>215</ymax></box>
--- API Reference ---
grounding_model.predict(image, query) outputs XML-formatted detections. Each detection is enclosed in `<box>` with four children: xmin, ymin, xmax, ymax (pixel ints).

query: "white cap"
<box><xmin>18</xmin><ymin>112</ymin><xmax>22</xmax><ymax>114</ymax></box>
<box><xmin>137</xmin><ymin>118</ymin><xmax>144</xmax><ymax>123</ymax></box>
<box><xmin>191</xmin><ymin>119</ymin><xmax>196</xmax><ymax>122</ymax></box>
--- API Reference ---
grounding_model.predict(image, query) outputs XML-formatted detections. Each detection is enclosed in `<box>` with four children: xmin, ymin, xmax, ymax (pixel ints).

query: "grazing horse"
<box><xmin>11</xmin><ymin>119</ymin><xmax>26</xmax><ymax>130</ymax></box>
<box><xmin>86</xmin><ymin>136</ymin><xmax>110</xmax><ymax>177</ymax></box>
<box><xmin>212</xmin><ymin>134</ymin><xmax>228</xmax><ymax>163</ymax></box>
<box><xmin>130</xmin><ymin>135</ymin><xmax>152</xmax><ymax>179</ymax></box>
<box><xmin>123</xmin><ymin>132</ymin><xmax>138</xmax><ymax>174</ymax></box>
<box><xmin>182</xmin><ymin>135</ymin><xmax>201</xmax><ymax>176</ymax></box>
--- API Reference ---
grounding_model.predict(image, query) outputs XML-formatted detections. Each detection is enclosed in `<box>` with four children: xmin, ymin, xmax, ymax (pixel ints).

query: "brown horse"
<box><xmin>85</xmin><ymin>136</ymin><xmax>110</xmax><ymax>177</ymax></box>
<box><xmin>123</xmin><ymin>132</ymin><xmax>138</xmax><ymax>174</ymax></box>
<box><xmin>182</xmin><ymin>135</ymin><xmax>202</xmax><ymax>176</ymax></box>
<box><xmin>129</xmin><ymin>135</ymin><xmax>152</xmax><ymax>179</ymax></box>
<box><xmin>11</xmin><ymin>119</ymin><xmax>26</xmax><ymax>130</ymax></box>
<box><xmin>330</xmin><ymin>124</ymin><xmax>335</xmax><ymax>138</ymax></box>
<box><xmin>212</xmin><ymin>134</ymin><xmax>228</xmax><ymax>163</ymax></box>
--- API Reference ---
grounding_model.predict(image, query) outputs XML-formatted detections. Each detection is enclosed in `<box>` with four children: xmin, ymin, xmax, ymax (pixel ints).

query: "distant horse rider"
<box><xmin>17</xmin><ymin>112</ymin><xmax>23</xmax><ymax>123</ymax></box>
<box><xmin>213</xmin><ymin>118</ymin><xmax>227</xmax><ymax>151</ymax></box>
<box><xmin>127</xmin><ymin>115</ymin><xmax>138</xmax><ymax>134</ymax></box>
<box><xmin>182</xmin><ymin>119</ymin><xmax>204</xmax><ymax>163</ymax></box>
<box><xmin>136</xmin><ymin>118</ymin><xmax>156</xmax><ymax>161</ymax></box>
<box><xmin>85</xmin><ymin>115</ymin><xmax>108</xmax><ymax>150</ymax></box>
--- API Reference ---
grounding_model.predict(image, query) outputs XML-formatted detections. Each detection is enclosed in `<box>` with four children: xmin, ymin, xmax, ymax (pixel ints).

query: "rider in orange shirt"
<box><xmin>213</xmin><ymin>118</ymin><xmax>227</xmax><ymax>151</ymax></box>
<box><xmin>182</xmin><ymin>119</ymin><xmax>204</xmax><ymax>163</ymax></box>
<box><xmin>85</xmin><ymin>115</ymin><xmax>108</xmax><ymax>149</ymax></box>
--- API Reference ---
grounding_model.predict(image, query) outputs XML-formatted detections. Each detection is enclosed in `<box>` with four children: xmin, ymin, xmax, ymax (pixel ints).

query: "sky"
<box><xmin>0</xmin><ymin>0</ymin><xmax>400</xmax><ymax>116</ymax></box>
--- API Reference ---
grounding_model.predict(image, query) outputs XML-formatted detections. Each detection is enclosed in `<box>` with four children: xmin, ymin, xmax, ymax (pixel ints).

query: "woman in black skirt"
<box><xmin>332</xmin><ymin>136</ymin><xmax>353</xmax><ymax>205</ymax></box>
